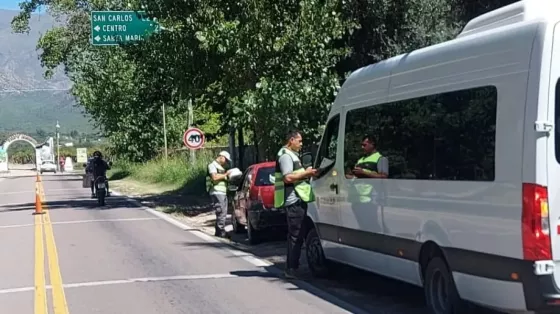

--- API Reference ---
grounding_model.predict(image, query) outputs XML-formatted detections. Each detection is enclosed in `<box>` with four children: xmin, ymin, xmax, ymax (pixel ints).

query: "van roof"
<box><xmin>334</xmin><ymin>0</ymin><xmax>560</xmax><ymax>110</ymax></box>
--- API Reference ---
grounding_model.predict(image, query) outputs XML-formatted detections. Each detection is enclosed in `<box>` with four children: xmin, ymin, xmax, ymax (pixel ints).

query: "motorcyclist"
<box><xmin>91</xmin><ymin>151</ymin><xmax>111</xmax><ymax>198</ymax></box>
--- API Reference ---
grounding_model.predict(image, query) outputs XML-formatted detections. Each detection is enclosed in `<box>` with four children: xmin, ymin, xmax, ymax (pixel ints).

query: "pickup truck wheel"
<box><xmin>232</xmin><ymin>213</ymin><xmax>245</xmax><ymax>234</ymax></box>
<box><xmin>246</xmin><ymin>215</ymin><xmax>260</xmax><ymax>245</ymax></box>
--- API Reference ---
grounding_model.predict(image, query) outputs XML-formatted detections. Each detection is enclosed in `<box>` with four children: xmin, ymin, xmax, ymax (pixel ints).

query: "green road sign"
<box><xmin>90</xmin><ymin>11</ymin><xmax>159</xmax><ymax>46</ymax></box>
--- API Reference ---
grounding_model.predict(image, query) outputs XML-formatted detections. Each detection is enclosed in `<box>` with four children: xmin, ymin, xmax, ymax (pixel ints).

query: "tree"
<box><xmin>11</xmin><ymin>0</ymin><xmax>516</xmax><ymax>163</ymax></box>
<box><xmin>35</xmin><ymin>128</ymin><xmax>47</xmax><ymax>138</ymax></box>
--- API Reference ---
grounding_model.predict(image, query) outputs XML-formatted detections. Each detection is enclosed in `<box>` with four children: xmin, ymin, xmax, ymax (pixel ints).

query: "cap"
<box><xmin>218</xmin><ymin>151</ymin><xmax>231</xmax><ymax>161</ymax></box>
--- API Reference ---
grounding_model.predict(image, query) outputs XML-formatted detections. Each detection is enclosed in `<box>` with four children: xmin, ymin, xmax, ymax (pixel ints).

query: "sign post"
<box><xmin>183</xmin><ymin>128</ymin><xmax>205</xmax><ymax>150</ymax></box>
<box><xmin>90</xmin><ymin>11</ymin><xmax>159</xmax><ymax>46</ymax></box>
<box><xmin>76</xmin><ymin>148</ymin><xmax>88</xmax><ymax>164</ymax></box>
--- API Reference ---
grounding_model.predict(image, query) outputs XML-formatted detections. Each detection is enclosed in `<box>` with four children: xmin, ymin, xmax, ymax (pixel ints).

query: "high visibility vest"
<box><xmin>274</xmin><ymin>148</ymin><xmax>315</xmax><ymax>208</ymax></box>
<box><xmin>354</xmin><ymin>152</ymin><xmax>382</xmax><ymax>203</ymax></box>
<box><xmin>206</xmin><ymin>161</ymin><xmax>228</xmax><ymax>194</ymax></box>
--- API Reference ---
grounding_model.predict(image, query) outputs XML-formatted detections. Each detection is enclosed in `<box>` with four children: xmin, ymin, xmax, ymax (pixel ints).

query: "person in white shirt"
<box><xmin>207</xmin><ymin>151</ymin><xmax>233</xmax><ymax>238</ymax></box>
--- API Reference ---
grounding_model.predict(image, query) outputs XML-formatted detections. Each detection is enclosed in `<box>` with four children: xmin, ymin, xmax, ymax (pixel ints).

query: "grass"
<box><xmin>108</xmin><ymin>151</ymin><xmax>214</xmax><ymax>196</ymax></box>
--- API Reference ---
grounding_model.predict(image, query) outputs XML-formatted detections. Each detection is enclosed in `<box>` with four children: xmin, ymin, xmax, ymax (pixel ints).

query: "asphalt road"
<box><xmin>0</xmin><ymin>171</ymin><xmax>366</xmax><ymax>314</ymax></box>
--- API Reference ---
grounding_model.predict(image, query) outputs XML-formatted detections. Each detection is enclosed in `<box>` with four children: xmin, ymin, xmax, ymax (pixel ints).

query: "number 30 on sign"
<box><xmin>183</xmin><ymin>128</ymin><xmax>205</xmax><ymax>150</ymax></box>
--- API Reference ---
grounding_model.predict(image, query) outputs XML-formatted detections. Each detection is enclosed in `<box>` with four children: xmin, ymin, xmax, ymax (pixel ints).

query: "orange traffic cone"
<box><xmin>33</xmin><ymin>186</ymin><xmax>44</xmax><ymax>215</ymax></box>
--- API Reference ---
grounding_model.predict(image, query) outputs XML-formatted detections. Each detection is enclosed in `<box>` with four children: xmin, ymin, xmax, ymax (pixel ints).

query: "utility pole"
<box><xmin>228</xmin><ymin>126</ymin><xmax>236</xmax><ymax>167</ymax></box>
<box><xmin>187</xmin><ymin>98</ymin><xmax>195</xmax><ymax>164</ymax></box>
<box><xmin>55</xmin><ymin>121</ymin><xmax>60</xmax><ymax>172</ymax></box>
<box><xmin>238</xmin><ymin>128</ymin><xmax>244</xmax><ymax>169</ymax></box>
<box><xmin>162</xmin><ymin>103</ymin><xmax>168</xmax><ymax>161</ymax></box>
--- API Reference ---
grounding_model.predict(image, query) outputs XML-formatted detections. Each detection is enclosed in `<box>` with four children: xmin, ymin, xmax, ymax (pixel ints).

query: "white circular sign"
<box><xmin>183</xmin><ymin>128</ymin><xmax>205</xmax><ymax>150</ymax></box>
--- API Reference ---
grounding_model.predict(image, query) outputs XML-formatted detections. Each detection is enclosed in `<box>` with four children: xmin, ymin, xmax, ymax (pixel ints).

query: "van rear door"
<box><xmin>547</xmin><ymin>21</ymin><xmax>560</xmax><ymax>286</ymax></box>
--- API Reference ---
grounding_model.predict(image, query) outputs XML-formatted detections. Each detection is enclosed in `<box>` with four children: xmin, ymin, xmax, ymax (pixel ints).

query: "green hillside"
<box><xmin>0</xmin><ymin>90</ymin><xmax>95</xmax><ymax>133</ymax></box>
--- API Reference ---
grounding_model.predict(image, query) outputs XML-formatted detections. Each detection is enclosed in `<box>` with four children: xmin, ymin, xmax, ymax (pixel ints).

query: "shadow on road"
<box><xmin>176</xmin><ymin>240</ymin><xmax>429</xmax><ymax>314</ymax></box>
<box><xmin>0</xmin><ymin>195</ymin><xmax>143</xmax><ymax>212</ymax></box>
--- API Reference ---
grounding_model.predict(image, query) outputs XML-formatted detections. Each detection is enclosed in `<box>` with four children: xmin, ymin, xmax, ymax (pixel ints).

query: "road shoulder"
<box><xmin>108</xmin><ymin>177</ymin><xmax>431</xmax><ymax>314</ymax></box>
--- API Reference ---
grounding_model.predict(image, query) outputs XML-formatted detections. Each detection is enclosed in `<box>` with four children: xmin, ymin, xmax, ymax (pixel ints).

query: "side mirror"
<box><xmin>109</xmin><ymin>161</ymin><xmax>113</xmax><ymax>167</ymax></box>
<box><xmin>301</xmin><ymin>152</ymin><xmax>313</xmax><ymax>168</ymax></box>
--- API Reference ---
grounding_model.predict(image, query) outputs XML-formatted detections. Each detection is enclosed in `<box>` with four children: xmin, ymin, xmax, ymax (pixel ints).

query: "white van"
<box><xmin>303</xmin><ymin>1</ymin><xmax>560</xmax><ymax>313</ymax></box>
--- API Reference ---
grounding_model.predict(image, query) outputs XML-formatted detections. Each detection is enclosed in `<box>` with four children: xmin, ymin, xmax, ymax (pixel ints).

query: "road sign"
<box><xmin>76</xmin><ymin>148</ymin><xmax>88</xmax><ymax>163</ymax></box>
<box><xmin>183</xmin><ymin>128</ymin><xmax>205</xmax><ymax>150</ymax></box>
<box><xmin>90</xmin><ymin>11</ymin><xmax>159</xmax><ymax>46</ymax></box>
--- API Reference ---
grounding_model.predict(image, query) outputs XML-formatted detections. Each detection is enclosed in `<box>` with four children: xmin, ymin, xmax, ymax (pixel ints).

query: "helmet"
<box><xmin>93</xmin><ymin>151</ymin><xmax>103</xmax><ymax>159</ymax></box>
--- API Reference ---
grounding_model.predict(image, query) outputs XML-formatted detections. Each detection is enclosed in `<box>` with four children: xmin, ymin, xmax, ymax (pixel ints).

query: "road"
<box><xmin>0</xmin><ymin>171</ymin><xmax>367</xmax><ymax>314</ymax></box>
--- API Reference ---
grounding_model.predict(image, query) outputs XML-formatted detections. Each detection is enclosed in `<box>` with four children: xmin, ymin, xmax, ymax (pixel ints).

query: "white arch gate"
<box><xmin>0</xmin><ymin>133</ymin><xmax>51</xmax><ymax>172</ymax></box>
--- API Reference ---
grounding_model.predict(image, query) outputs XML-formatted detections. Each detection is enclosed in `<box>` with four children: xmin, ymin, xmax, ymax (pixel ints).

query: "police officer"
<box><xmin>274</xmin><ymin>130</ymin><xmax>317</xmax><ymax>279</ymax></box>
<box><xmin>206</xmin><ymin>151</ymin><xmax>232</xmax><ymax>238</ymax></box>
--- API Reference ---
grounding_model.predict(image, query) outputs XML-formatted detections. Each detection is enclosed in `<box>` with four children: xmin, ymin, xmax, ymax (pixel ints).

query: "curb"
<box><xmin>110</xmin><ymin>189</ymin><xmax>370</xmax><ymax>314</ymax></box>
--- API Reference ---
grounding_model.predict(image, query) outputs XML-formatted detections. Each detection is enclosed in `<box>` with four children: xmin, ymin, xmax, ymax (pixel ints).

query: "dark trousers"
<box><xmin>286</xmin><ymin>200</ymin><xmax>308</xmax><ymax>270</ymax></box>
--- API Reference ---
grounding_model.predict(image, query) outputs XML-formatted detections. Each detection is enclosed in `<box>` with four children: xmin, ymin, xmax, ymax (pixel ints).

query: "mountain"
<box><xmin>0</xmin><ymin>9</ymin><xmax>94</xmax><ymax>134</ymax></box>
<box><xmin>0</xmin><ymin>90</ymin><xmax>94</xmax><ymax>133</ymax></box>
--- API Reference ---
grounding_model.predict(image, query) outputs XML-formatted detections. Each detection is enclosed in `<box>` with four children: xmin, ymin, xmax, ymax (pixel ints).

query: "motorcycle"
<box><xmin>94</xmin><ymin>175</ymin><xmax>109</xmax><ymax>206</ymax></box>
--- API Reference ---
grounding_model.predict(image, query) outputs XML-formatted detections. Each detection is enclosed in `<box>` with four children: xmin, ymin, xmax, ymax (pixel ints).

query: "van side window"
<box><xmin>554</xmin><ymin>79</ymin><xmax>560</xmax><ymax>163</ymax></box>
<box><xmin>313</xmin><ymin>114</ymin><xmax>340</xmax><ymax>178</ymax></box>
<box><xmin>344</xmin><ymin>86</ymin><xmax>497</xmax><ymax>181</ymax></box>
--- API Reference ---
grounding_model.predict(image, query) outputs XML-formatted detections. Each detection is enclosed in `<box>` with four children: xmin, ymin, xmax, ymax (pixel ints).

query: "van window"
<box><xmin>344</xmin><ymin>86</ymin><xmax>497</xmax><ymax>181</ymax></box>
<box><xmin>313</xmin><ymin>114</ymin><xmax>340</xmax><ymax>178</ymax></box>
<box><xmin>255</xmin><ymin>167</ymin><xmax>275</xmax><ymax>186</ymax></box>
<box><xmin>556</xmin><ymin>79</ymin><xmax>560</xmax><ymax>164</ymax></box>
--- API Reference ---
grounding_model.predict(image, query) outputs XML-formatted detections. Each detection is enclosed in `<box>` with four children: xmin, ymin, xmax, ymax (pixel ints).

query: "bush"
<box><xmin>110</xmin><ymin>150</ymin><xmax>215</xmax><ymax>194</ymax></box>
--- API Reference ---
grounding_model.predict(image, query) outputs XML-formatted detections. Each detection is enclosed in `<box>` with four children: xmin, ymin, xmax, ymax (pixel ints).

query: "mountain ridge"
<box><xmin>0</xmin><ymin>9</ymin><xmax>94</xmax><ymax>134</ymax></box>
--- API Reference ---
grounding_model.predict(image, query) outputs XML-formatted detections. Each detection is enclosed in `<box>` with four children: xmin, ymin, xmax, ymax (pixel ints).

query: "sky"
<box><xmin>0</xmin><ymin>0</ymin><xmax>21</xmax><ymax>10</ymax></box>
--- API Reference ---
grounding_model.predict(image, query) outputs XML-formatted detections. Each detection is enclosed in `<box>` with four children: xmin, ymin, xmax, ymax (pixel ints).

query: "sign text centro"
<box><xmin>90</xmin><ymin>11</ymin><xmax>158</xmax><ymax>46</ymax></box>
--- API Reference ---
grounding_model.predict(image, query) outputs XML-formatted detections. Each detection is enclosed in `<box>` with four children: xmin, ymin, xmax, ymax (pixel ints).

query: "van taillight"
<box><xmin>522</xmin><ymin>183</ymin><xmax>552</xmax><ymax>260</ymax></box>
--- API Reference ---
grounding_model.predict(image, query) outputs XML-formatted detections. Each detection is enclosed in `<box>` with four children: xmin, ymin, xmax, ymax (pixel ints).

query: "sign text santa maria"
<box><xmin>90</xmin><ymin>11</ymin><xmax>159</xmax><ymax>46</ymax></box>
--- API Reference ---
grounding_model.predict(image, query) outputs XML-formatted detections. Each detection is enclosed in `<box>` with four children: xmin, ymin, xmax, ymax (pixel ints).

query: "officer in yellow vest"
<box><xmin>351</xmin><ymin>135</ymin><xmax>388</xmax><ymax>181</ymax></box>
<box><xmin>206</xmin><ymin>151</ymin><xmax>232</xmax><ymax>238</ymax></box>
<box><xmin>351</xmin><ymin>135</ymin><xmax>388</xmax><ymax>201</ymax></box>
<box><xmin>347</xmin><ymin>135</ymin><xmax>389</xmax><ymax>230</ymax></box>
<box><xmin>274</xmin><ymin>130</ymin><xmax>317</xmax><ymax>279</ymax></box>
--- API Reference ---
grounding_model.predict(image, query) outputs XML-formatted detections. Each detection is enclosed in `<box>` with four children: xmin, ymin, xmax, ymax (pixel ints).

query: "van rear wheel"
<box><xmin>424</xmin><ymin>257</ymin><xmax>466</xmax><ymax>314</ymax></box>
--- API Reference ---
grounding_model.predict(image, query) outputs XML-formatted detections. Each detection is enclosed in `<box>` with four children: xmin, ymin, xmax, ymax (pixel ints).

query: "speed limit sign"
<box><xmin>183</xmin><ymin>128</ymin><xmax>205</xmax><ymax>150</ymax></box>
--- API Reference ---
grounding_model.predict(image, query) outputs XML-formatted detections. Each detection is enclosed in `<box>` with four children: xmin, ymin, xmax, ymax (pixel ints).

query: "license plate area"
<box><xmin>97</xmin><ymin>183</ymin><xmax>106</xmax><ymax>189</ymax></box>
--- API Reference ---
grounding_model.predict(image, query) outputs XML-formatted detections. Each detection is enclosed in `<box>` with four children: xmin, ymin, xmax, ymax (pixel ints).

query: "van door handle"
<box><xmin>329</xmin><ymin>183</ymin><xmax>339</xmax><ymax>194</ymax></box>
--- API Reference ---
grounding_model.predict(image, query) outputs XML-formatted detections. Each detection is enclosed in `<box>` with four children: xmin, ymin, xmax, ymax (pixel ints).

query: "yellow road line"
<box><xmin>34</xmin><ymin>214</ymin><xmax>47</xmax><ymax>314</ymax></box>
<box><xmin>39</xmin><ymin>178</ymin><xmax>70</xmax><ymax>314</ymax></box>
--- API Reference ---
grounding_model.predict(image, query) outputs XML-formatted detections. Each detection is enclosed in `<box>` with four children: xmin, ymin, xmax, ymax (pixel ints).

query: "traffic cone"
<box><xmin>32</xmin><ymin>193</ymin><xmax>44</xmax><ymax>215</ymax></box>
<box><xmin>33</xmin><ymin>182</ymin><xmax>44</xmax><ymax>215</ymax></box>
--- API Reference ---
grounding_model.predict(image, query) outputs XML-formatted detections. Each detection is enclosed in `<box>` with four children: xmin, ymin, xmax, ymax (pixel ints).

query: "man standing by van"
<box><xmin>274</xmin><ymin>130</ymin><xmax>317</xmax><ymax>279</ymax></box>
<box><xmin>207</xmin><ymin>151</ymin><xmax>233</xmax><ymax>238</ymax></box>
